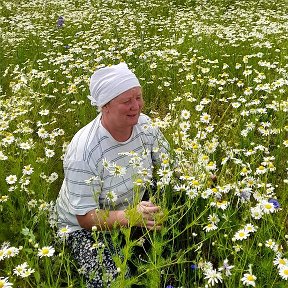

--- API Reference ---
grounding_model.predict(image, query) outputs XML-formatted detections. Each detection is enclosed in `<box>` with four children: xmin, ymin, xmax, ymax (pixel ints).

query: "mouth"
<box><xmin>127</xmin><ymin>113</ymin><xmax>138</xmax><ymax>118</ymax></box>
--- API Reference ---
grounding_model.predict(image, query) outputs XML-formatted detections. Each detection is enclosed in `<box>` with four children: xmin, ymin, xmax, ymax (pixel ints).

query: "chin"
<box><xmin>127</xmin><ymin>115</ymin><xmax>139</xmax><ymax>124</ymax></box>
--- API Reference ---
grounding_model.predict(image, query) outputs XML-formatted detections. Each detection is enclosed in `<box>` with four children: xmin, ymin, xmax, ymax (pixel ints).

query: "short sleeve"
<box><xmin>63</xmin><ymin>159</ymin><xmax>101</xmax><ymax>215</ymax></box>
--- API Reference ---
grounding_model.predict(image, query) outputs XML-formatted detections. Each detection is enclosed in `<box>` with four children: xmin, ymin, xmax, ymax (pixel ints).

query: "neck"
<box><xmin>101</xmin><ymin>116</ymin><xmax>132</xmax><ymax>142</ymax></box>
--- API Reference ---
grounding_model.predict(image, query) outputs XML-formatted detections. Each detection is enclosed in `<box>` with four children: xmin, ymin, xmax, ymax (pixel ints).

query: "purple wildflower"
<box><xmin>57</xmin><ymin>16</ymin><xmax>64</xmax><ymax>28</ymax></box>
<box><xmin>191</xmin><ymin>263</ymin><xmax>197</xmax><ymax>270</ymax></box>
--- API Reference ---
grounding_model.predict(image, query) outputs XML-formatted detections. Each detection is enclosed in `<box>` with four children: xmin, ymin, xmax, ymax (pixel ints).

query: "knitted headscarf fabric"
<box><xmin>88</xmin><ymin>62</ymin><xmax>141</xmax><ymax>107</ymax></box>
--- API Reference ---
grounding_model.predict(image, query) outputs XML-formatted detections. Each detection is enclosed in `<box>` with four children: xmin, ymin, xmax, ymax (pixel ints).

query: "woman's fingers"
<box><xmin>136</xmin><ymin>201</ymin><xmax>164</xmax><ymax>230</ymax></box>
<box><xmin>139</xmin><ymin>201</ymin><xmax>160</xmax><ymax>213</ymax></box>
<box><xmin>145</xmin><ymin>220</ymin><xmax>162</xmax><ymax>230</ymax></box>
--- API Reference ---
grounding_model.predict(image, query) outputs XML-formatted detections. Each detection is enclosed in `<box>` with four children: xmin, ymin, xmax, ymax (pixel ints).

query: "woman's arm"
<box><xmin>76</xmin><ymin>201</ymin><xmax>162</xmax><ymax>231</ymax></box>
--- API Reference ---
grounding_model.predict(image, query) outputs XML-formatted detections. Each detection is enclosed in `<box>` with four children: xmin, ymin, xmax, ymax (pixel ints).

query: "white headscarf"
<box><xmin>88</xmin><ymin>62</ymin><xmax>141</xmax><ymax>107</ymax></box>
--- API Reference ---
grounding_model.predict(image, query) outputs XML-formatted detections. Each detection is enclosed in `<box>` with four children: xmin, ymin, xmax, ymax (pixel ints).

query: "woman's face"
<box><xmin>104</xmin><ymin>87</ymin><xmax>144</xmax><ymax>129</ymax></box>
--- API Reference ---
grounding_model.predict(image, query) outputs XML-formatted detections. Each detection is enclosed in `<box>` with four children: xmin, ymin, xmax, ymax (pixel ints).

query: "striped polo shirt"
<box><xmin>56</xmin><ymin>113</ymin><xmax>169</xmax><ymax>232</ymax></box>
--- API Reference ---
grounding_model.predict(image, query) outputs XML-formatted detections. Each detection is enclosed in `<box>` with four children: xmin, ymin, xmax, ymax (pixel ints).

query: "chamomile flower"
<box><xmin>273</xmin><ymin>256</ymin><xmax>288</xmax><ymax>269</ymax></box>
<box><xmin>265</xmin><ymin>239</ymin><xmax>277</xmax><ymax>250</ymax></box>
<box><xmin>186</xmin><ymin>188</ymin><xmax>198</xmax><ymax>199</ymax></box>
<box><xmin>241</xmin><ymin>273</ymin><xmax>257</xmax><ymax>286</ymax></box>
<box><xmin>279</xmin><ymin>266</ymin><xmax>288</xmax><ymax>280</ymax></box>
<box><xmin>204</xmin><ymin>268</ymin><xmax>223</xmax><ymax>286</ymax></box>
<box><xmin>6</xmin><ymin>175</ymin><xmax>17</xmax><ymax>185</ymax></box>
<box><xmin>200</xmin><ymin>112</ymin><xmax>211</xmax><ymax>124</ymax></box>
<box><xmin>0</xmin><ymin>151</ymin><xmax>8</xmax><ymax>160</ymax></box>
<box><xmin>244</xmin><ymin>223</ymin><xmax>257</xmax><ymax>233</ymax></box>
<box><xmin>13</xmin><ymin>262</ymin><xmax>28</xmax><ymax>276</ymax></box>
<box><xmin>37</xmin><ymin>127</ymin><xmax>49</xmax><ymax>139</ymax></box>
<box><xmin>110</xmin><ymin>164</ymin><xmax>126</xmax><ymax>177</ymax></box>
<box><xmin>234</xmin><ymin>229</ymin><xmax>249</xmax><ymax>241</ymax></box>
<box><xmin>38</xmin><ymin>246</ymin><xmax>55</xmax><ymax>258</ymax></box>
<box><xmin>203</xmin><ymin>223</ymin><xmax>218</xmax><ymax>232</ymax></box>
<box><xmin>19</xmin><ymin>141</ymin><xmax>32</xmax><ymax>150</ymax></box>
<box><xmin>261</xmin><ymin>200</ymin><xmax>275</xmax><ymax>214</ymax></box>
<box><xmin>58</xmin><ymin>226</ymin><xmax>71</xmax><ymax>239</ymax></box>
<box><xmin>250</xmin><ymin>205</ymin><xmax>263</xmax><ymax>219</ymax></box>
<box><xmin>13</xmin><ymin>262</ymin><xmax>35</xmax><ymax>278</ymax></box>
<box><xmin>205</xmin><ymin>161</ymin><xmax>217</xmax><ymax>171</ymax></box>
<box><xmin>179</xmin><ymin>121</ymin><xmax>190</xmax><ymax>132</ymax></box>
<box><xmin>0</xmin><ymin>277</ymin><xmax>13</xmax><ymax>288</ymax></box>
<box><xmin>106</xmin><ymin>191</ymin><xmax>118</xmax><ymax>203</ymax></box>
<box><xmin>215</xmin><ymin>200</ymin><xmax>229</xmax><ymax>210</ymax></box>
<box><xmin>255</xmin><ymin>165</ymin><xmax>267</xmax><ymax>175</ymax></box>
<box><xmin>201</xmin><ymin>188</ymin><xmax>213</xmax><ymax>199</ymax></box>
<box><xmin>4</xmin><ymin>246</ymin><xmax>19</xmax><ymax>258</ymax></box>
<box><xmin>208</xmin><ymin>213</ymin><xmax>220</xmax><ymax>224</ymax></box>
<box><xmin>180</xmin><ymin>109</ymin><xmax>190</xmax><ymax>120</ymax></box>
<box><xmin>23</xmin><ymin>165</ymin><xmax>34</xmax><ymax>175</ymax></box>
<box><xmin>45</xmin><ymin>148</ymin><xmax>55</xmax><ymax>158</ymax></box>
<box><xmin>39</xmin><ymin>109</ymin><xmax>50</xmax><ymax>116</ymax></box>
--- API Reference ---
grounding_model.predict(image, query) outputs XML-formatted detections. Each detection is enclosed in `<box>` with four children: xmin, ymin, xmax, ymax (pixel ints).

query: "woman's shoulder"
<box><xmin>72</xmin><ymin>116</ymin><xmax>100</xmax><ymax>143</ymax></box>
<box><xmin>65</xmin><ymin>115</ymin><xmax>102</xmax><ymax>161</ymax></box>
<box><xmin>137</xmin><ymin>113</ymin><xmax>160</xmax><ymax>135</ymax></box>
<box><xmin>138</xmin><ymin>113</ymin><xmax>152</xmax><ymax>124</ymax></box>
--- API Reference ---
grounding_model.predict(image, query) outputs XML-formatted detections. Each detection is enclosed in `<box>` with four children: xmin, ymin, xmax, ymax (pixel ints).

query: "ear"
<box><xmin>102</xmin><ymin>104</ymin><xmax>109</xmax><ymax>112</ymax></box>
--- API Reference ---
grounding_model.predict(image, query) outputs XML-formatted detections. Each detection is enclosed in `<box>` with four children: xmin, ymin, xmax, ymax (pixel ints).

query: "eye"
<box><xmin>123</xmin><ymin>99</ymin><xmax>131</xmax><ymax>104</ymax></box>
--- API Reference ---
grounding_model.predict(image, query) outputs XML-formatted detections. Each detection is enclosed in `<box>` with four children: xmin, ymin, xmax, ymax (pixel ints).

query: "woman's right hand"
<box><xmin>136</xmin><ymin>201</ymin><xmax>163</xmax><ymax>230</ymax></box>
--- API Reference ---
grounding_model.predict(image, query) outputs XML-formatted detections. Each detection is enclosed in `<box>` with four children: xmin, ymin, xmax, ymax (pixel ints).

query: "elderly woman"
<box><xmin>56</xmin><ymin>63</ymin><xmax>169</xmax><ymax>287</ymax></box>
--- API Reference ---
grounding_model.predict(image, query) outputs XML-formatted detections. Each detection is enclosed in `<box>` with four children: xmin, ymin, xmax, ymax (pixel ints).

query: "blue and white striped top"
<box><xmin>56</xmin><ymin>113</ymin><xmax>169</xmax><ymax>232</ymax></box>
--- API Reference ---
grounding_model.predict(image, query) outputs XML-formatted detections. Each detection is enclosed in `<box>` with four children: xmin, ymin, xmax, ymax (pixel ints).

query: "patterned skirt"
<box><xmin>66</xmin><ymin>229</ymin><xmax>125</xmax><ymax>288</ymax></box>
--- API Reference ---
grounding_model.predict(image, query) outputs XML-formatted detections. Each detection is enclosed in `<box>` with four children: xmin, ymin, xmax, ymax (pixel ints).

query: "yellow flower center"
<box><xmin>247</xmin><ymin>275</ymin><xmax>254</xmax><ymax>281</ymax></box>
<box><xmin>192</xmin><ymin>180</ymin><xmax>199</xmax><ymax>186</ymax></box>
<box><xmin>42</xmin><ymin>248</ymin><xmax>49</xmax><ymax>255</ymax></box>
<box><xmin>135</xmin><ymin>179</ymin><xmax>143</xmax><ymax>184</ymax></box>
<box><xmin>162</xmin><ymin>159</ymin><xmax>169</xmax><ymax>165</ymax></box>
<box><xmin>279</xmin><ymin>259</ymin><xmax>286</xmax><ymax>265</ymax></box>
<box><xmin>265</xmin><ymin>203</ymin><xmax>272</xmax><ymax>209</ymax></box>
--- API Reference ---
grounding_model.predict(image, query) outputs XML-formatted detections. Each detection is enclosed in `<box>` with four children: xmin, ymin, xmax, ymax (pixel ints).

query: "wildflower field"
<box><xmin>1</xmin><ymin>0</ymin><xmax>288</xmax><ymax>287</ymax></box>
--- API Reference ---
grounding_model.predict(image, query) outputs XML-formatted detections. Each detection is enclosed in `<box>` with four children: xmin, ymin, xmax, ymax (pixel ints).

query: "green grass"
<box><xmin>0</xmin><ymin>0</ymin><xmax>288</xmax><ymax>287</ymax></box>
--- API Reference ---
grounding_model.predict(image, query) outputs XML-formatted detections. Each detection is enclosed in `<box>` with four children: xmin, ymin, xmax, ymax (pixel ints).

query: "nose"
<box><xmin>130</xmin><ymin>98</ymin><xmax>140</xmax><ymax>110</ymax></box>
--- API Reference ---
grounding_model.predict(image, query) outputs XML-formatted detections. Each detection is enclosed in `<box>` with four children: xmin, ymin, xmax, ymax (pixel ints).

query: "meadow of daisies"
<box><xmin>1</xmin><ymin>0</ymin><xmax>288</xmax><ymax>287</ymax></box>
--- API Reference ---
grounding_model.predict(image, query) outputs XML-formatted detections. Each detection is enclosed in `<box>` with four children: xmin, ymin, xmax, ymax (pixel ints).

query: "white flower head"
<box><xmin>279</xmin><ymin>266</ymin><xmax>288</xmax><ymax>280</ymax></box>
<box><xmin>203</xmin><ymin>223</ymin><xmax>218</xmax><ymax>232</ymax></box>
<box><xmin>200</xmin><ymin>112</ymin><xmax>211</xmax><ymax>124</ymax></box>
<box><xmin>45</xmin><ymin>148</ymin><xmax>55</xmax><ymax>158</ymax></box>
<box><xmin>234</xmin><ymin>229</ymin><xmax>250</xmax><ymax>241</ymax></box>
<box><xmin>23</xmin><ymin>165</ymin><xmax>34</xmax><ymax>175</ymax></box>
<box><xmin>6</xmin><ymin>175</ymin><xmax>17</xmax><ymax>185</ymax></box>
<box><xmin>13</xmin><ymin>262</ymin><xmax>35</xmax><ymax>278</ymax></box>
<box><xmin>38</xmin><ymin>246</ymin><xmax>55</xmax><ymax>258</ymax></box>
<box><xmin>261</xmin><ymin>200</ymin><xmax>275</xmax><ymax>214</ymax></box>
<box><xmin>58</xmin><ymin>226</ymin><xmax>71</xmax><ymax>239</ymax></box>
<box><xmin>180</xmin><ymin>109</ymin><xmax>191</xmax><ymax>120</ymax></box>
<box><xmin>241</xmin><ymin>273</ymin><xmax>257</xmax><ymax>287</ymax></box>
<box><xmin>0</xmin><ymin>277</ymin><xmax>13</xmax><ymax>287</ymax></box>
<box><xmin>204</xmin><ymin>268</ymin><xmax>223</xmax><ymax>286</ymax></box>
<box><xmin>106</xmin><ymin>191</ymin><xmax>118</xmax><ymax>203</ymax></box>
